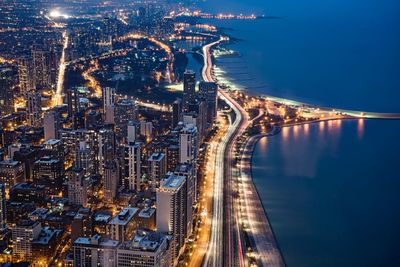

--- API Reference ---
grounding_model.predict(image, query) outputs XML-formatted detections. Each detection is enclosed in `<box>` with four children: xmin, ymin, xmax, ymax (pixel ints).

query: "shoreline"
<box><xmin>239</xmin><ymin>129</ymin><xmax>286</xmax><ymax>266</ymax></box>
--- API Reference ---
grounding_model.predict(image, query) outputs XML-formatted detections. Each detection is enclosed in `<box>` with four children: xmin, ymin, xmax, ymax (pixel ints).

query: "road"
<box><xmin>54</xmin><ymin>30</ymin><xmax>68</xmax><ymax>106</ymax></box>
<box><xmin>202</xmin><ymin>36</ymin><xmax>249</xmax><ymax>267</ymax></box>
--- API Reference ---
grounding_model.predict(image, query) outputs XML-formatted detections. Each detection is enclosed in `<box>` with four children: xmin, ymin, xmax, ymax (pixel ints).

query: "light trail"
<box><xmin>54</xmin><ymin>30</ymin><xmax>68</xmax><ymax>106</ymax></box>
<box><xmin>0</xmin><ymin>56</ymin><xmax>15</xmax><ymax>64</ymax></box>
<box><xmin>202</xmin><ymin>35</ymin><xmax>247</xmax><ymax>267</ymax></box>
<box><xmin>82</xmin><ymin>60</ymin><xmax>102</xmax><ymax>98</ymax></box>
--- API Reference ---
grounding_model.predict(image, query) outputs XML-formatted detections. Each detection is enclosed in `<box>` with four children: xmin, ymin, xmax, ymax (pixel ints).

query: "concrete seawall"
<box><xmin>239</xmin><ymin>128</ymin><xmax>286</xmax><ymax>267</ymax></box>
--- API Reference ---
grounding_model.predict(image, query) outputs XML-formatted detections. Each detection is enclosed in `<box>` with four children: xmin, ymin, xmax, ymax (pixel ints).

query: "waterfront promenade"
<box><xmin>239</xmin><ymin>131</ymin><xmax>285</xmax><ymax>267</ymax></box>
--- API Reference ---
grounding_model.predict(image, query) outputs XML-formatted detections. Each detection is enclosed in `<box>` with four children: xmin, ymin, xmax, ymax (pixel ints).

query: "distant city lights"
<box><xmin>49</xmin><ymin>9</ymin><xmax>70</xmax><ymax>19</ymax></box>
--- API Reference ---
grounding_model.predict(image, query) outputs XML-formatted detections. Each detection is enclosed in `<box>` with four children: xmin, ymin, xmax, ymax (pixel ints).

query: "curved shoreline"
<box><xmin>239</xmin><ymin>130</ymin><xmax>286</xmax><ymax>266</ymax></box>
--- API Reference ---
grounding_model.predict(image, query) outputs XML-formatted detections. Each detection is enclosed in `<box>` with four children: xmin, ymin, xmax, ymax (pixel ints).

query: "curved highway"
<box><xmin>202</xmin><ymin>36</ymin><xmax>249</xmax><ymax>267</ymax></box>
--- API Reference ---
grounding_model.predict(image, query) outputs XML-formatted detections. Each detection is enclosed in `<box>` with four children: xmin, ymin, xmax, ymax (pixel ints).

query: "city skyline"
<box><xmin>0</xmin><ymin>0</ymin><xmax>399</xmax><ymax>267</ymax></box>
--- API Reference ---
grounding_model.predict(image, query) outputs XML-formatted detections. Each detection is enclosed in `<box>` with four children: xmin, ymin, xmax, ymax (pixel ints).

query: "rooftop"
<box><xmin>138</xmin><ymin>207</ymin><xmax>156</xmax><ymax>218</ymax></box>
<box><xmin>122</xmin><ymin>229</ymin><xmax>166</xmax><ymax>252</ymax></box>
<box><xmin>148</xmin><ymin>152</ymin><xmax>165</xmax><ymax>162</ymax></box>
<box><xmin>109</xmin><ymin>207</ymin><xmax>138</xmax><ymax>226</ymax></box>
<box><xmin>160</xmin><ymin>173</ymin><xmax>186</xmax><ymax>190</ymax></box>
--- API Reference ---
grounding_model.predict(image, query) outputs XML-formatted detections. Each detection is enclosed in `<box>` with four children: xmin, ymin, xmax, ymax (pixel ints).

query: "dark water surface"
<box><xmin>198</xmin><ymin>0</ymin><xmax>400</xmax><ymax>266</ymax></box>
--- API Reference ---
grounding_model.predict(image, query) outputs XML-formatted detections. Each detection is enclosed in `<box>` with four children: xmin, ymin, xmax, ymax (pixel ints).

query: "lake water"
<box><xmin>198</xmin><ymin>0</ymin><xmax>400</xmax><ymax>266</ymax></box>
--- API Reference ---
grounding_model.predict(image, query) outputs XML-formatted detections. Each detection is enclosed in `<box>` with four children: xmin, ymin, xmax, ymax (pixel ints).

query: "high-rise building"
<box><xmin>116</xmin><ymin>230</ymin><xmax>171</xmax><ymax>267</ymax></box>
<box><xmin>0</xmin><ymin>160</ymin><xmax>25</xmax><ymax>198</ymax></box>
<box><xmin>115</xmin><ymin>99</ymin><xmax>137</xmax><ymax>139</ymax></box>
<box><xmin>127</xmin><ymin>121</ymin><xmax>139</xmax><ymax>144</ymax></box>
<box><xmin>148</xmin><ymin>152</ymin><xmax>167</xmax><ymax>189</ymax></box>
<box><xmin>104</xmin><ymin>160</ymin><xmax>119</xmax><ymax>203</ymax></box>
<box><xmin>98</xmin><ymin>128</ymin><xmax>116</xmax><ymax>175</ymax></box>
<box><xmin>0</xmin><ymin>184</ymin><xmax>6</xmax><ymax>229</ymax></box>
<box><xmin>67</xmin><ymin>166</ymin><xmax>87</xmax><ymax>207</ymax></box>
<box><xmin>32</xmin><ymin>47</ymin><xmax>52</xmax><ymax>89</ymax></box>
<box><xmin>107</xmin><ymin>207</ymin><xmax>139</xmax><ymax>242</ymax></box>
<box><xmin>172</xmin><ymin>98</ymin><xmax>182</xmax><ymax>128</ymax></box>
<box><xmin>139</xmin><ymin>121</ymin><xmax>153</xmax><ymax>140</ymax></box>
<box><xmin>166</xmin><ymin>144</ymin><xmax>179</xmax><ymax>172</ymax></box>
<box><xmin>43</xmin><ymin>110</ymin><xmax>60</xmax><ymax>141</ymax></box>
<box><xmin>0</xmin><ymin>71</ymin><xmax>14</xmax><ymax>117</ymax></box>
<box><xmin>182</xmin><ymin>70</ymin><xmax>196</xmax><ymax>112</ymax></box>
<box><xmin>156</xmin><ymin>173</ymin><xmax>187</xmax><ymax>265</ymax></box>
<box><xmin>199</xmin><ymin>81</ymin><xmax>218</xmax><ymax>124</ymax></box>
<box><xmin>174</xmin><ymin>163</ymin><xmax>196</xmax><ymax>236</ymax></box>
<box><xmin>18</xmin><ymin>57</ymin><xmax>36</xmax><ymax>92</ymax></box>
<box><xmin>188</xmin><ymin>98</ymin><xmax>208</xmax><ymax>141</ymax></box>
<box><xmin>103</xmin><ymin>87</ymin><xmax>116</xmax><ymax>124</ymax></box>
<box><xmin>71</xmin><ymin>208</ymin><xmax>92</xmax><ymax>242</ymax></box>
<box><xmin>13</xmin><ymin>146</ymin><xmax>39</xmax><ymax>182</ymax></box>
<box><xmin>42</xmin><ymin>139</ymin><xmax>64</xmax><ymax>162</ymax></box>
<box><xmin>76</xmin><ymin>140</ymin><xmax>96</xmax><ymax>177</ymax></box>
<box><xmin>67</xmin><ymin>87</ymin><xmax>79</xmax><ymax>118</ymax></box>
<box><xmin>26</xmin><ymin>90</ymin><xmax>42</xmax><ymax>127</ymax></box>
<box><xmin>73</xmin><ymin>235</ymin><xmax>119</xmax><ymax>267</ymax></box>
<box><xmin>179</xmin><ymin>124</ymin><xmax>198</xmax><ymax>164</ymax></box>
<box><xmin>33</xmin><ymin>156</ymin><xmax>64</xmax><ymax>195</ymax></box>
<box><xmin>124</xmin><ymin>143</ymin><xmax>141</xmax><ymax>191</ymax></box>
<box><xmin>12</xmin><ymin>220</ymin><xmax>42</xmax><ymax>261</ymax></box>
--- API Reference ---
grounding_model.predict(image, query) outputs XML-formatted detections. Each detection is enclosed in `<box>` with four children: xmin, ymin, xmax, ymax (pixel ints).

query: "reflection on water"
<box><xmin>258</xmin><ymin>134</ymin><xmax>268</xmax><ymax>153</ymax></box>
<box><xmin>252</xmin><ymin>119</ymin><xmax>400</xmax><ymax>267</ymax></box>
<box><xmin>358</xmin><ymin>119</ymin><xmax>364</xmax><ymax>140</ymax></box>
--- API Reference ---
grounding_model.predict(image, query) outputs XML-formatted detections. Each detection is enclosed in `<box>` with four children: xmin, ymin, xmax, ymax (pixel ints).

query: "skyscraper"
<box><xmin>115</xmin><ymin>99</ymin><xmax>137</xmax><ymax>139</ymax></box>
<box><xmin>174</xmin><ymin>163</ymin><xmax>196</xmax><ymax>236</ymax></box>
<box><xmin>18</xmin><ymin>57</ymin><xmax>36</xmax><ymax>93</ymax></box>
<box><xmin>199</xmin><ymin>81</ymin><xmax>218</xmax><ymax>124</ymax></box>
<box><xmin>32</xmin><ymin>47</ymin><xmax>52</xmax><ymax>89</ymax></box>
<box><xmin>148</xmin><ymin>152</ymin><xmax>167</xmax><ymax>189</ymax></box>
<box><xmin>33</xmin><ymin>156</ymin><xmax>64</xmax><ymax>195</ymax></box>
<box><xmin>98</xmin><ymin>128</ymin><xmax>116</xmax><ymax>175</ymax></box>
<box><xmin>179</xmin><ymin>124</ymin><xmax>198</xmax><ymax>164</ymax></box>
<box><xmin>156</xmin><ymin>173</ymin><xmax>187</xmax><ymax>265</ymax></box>
<box><xmin>0</xmin><ymin>71</ymin><xmax>14</xmax><ymax>117</ymax></box>
<box><xmin>172</xmin><ymin>98</ymin><xmax>182</xmax><ymax>128</ymax></box>
<box><xmin>103</xmin><ymin>87</ymin><xmax>116</xmax><ymax>124</ymax></box>
<box><xmin>67</xmin><ymin>166</ymin><xmax>87</xmax><ymax>207</ymax></box>
<box><xmin>43</xmin><ymin>110</ymin><xmax>60</xmax><ymax>141</ymax></box>
<box><xmin>127</xmin><ymin>120</ymin><xmax>139</xmax><ymax>144</ymax></box>
<box><xmin>12</xmin><ymin>220</ymin><xmax>42</xmax><ymax>261</ymax></box>
<box><xmin>0</xmin><ymin>184</ymin><xmax>6</xmax><ymax>229</ymax></box>
<box><xmin>26</xmin><ymin>91</ymin><xmax>42</xmax><ymax>127</ymax></box>
<box><xmin>182</xmin><ymin>70</ymin><xmax>196</xmax><ymax>112</ymax></box>
<box><xmin>104</xmin><ymin>160</ymin><xmax>119</xmax><ymax>203</ymax></box>
<box><xmin>124</xmin><ymin>143</ymin><xmax>141</xmax><ymax>191</ymax></box>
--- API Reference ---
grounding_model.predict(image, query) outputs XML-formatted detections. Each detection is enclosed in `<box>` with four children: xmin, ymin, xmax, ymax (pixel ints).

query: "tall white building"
<box><xmin>124</xmin><ymin>143</ymin><xmax>141</xmax><ymax>191</ymax></box>
<box><xmin>148</xmin><ymin>153</ymin><xmax>167</xmax><ymax>189</ymax></box>
<box><xmin>179</xmin><ymin>124</ymin><xmax>198</xmax><ymax>164</ymax></box>
<box><xmin>127</xmin><ymin>120</ymin><xmax>139</xmax><ymax>144</ymax></box>
<box><xmin>156</xmin><ymin>173</ymin><xmax>187</xmax><ymax>265</ymax></box>
<box><xmin>117</xmin><ymin>230</ymin><xmax>171</xmax><ymax>267</ymax></box>
<box><xmin>73</xmin><ymin>235</ymin><xmax>119</xmax><ymax>267</ymax></box>
<box><xmin>12</xmin><ymin>220</ymin><xmax>42</xmax><ymax>261</ymax></box>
